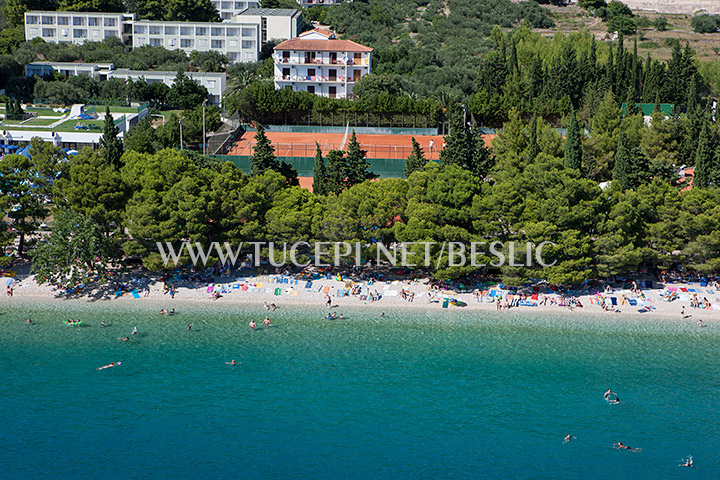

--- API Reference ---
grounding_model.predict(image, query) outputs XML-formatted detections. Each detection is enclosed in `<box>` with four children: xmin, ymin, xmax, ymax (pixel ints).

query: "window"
<box><xmin>149</xmin><ymin>38</ymin><xmax>163</xmax><ymax>47</ymax></box>
<box><xmin>136</xmin><ymin>38</ymin><xmax>146</xmax><ymax>46</ymax></box>
<box><xmin>92</xmin><ymin>30</ymin><xmax>100</xmax><ymax>37</ymax></box>
<box><xmin>211</xmin><ymin>40</ymin><xmax>224</xmax><ymax>48</ymax></box>
<box><xmin>57</xmin><ymin>17</ymin><xmax>69</xmax><ymax>25</ymax></box>
<box><xmin>30</xmin><ymin>27</ymin><xmax>39</xmax><ymax>36</ymax></box>
<box><xmin>226</xmin><ymin>28</ymin><xmax>238</xmax><ymax>36</ymax></box>
<box><xmin>73</xmin><ymin>29</ymin><xmax>87</xmax><ymax>38</ymax></box>
<box><xmin>241</xmin><ymin>40</ymin><xmax>255</xmax><ymax>49</ymax></box>
<box><xmin>307</xmin><ymin>85</ymin><xmax>315</xmax><ymax>94</ymax></box>
<box><xmin>207</xmin><ymin>80</ymin><xmax>216</xmax><ymax>89</ymax></box>
<box><xmin>168</xmin><ymin>38</ymin><xmax>176</xmax><ymax>47</ymax></box>
<box><xmin>242</xmin><ymin>28</ymin><xmax>254</xmax><ymax>37</ymax></box>
<box><xmin>134</xmin><ymin>25</ymin><xmax>147</xmax><ymax>34</ymax></box>
<box><xmin>164</xmin><ymin>26</ymin><xmax>177</xmax><ymax>35</ymax></box>
<box><xmin>104</xmin><ymin>18</ymin><xmax>116</xmax><ymax>27</ymax></box>
<box><xmin>73</xmin><ymin>17</ymin><xmax>85</xmax><ymax>26</ymax></box>
<box><xmin>149</xmin><ymin>26</ymin><xmax>161</xmax><ymax>35</ymax></box>
<box><xmin>60</xmin><ymin>28</ymin><xmax>69</xmax><ymax>37</ymax></box>
<box><xmin>244</xmin><ymin>52</ymin><xmax>254</xmax><ymax>60</ymax></box>
<box><xmin>228</xmin><ymin>52</ymin><xmax>239</xmax><ymax>61</ymax></box>
<box><xmin>105</xmin><ymin>31</ymin><xmax>118</xmax><ymax>38</ymax></box>
<box><xmin>196</xmin><ymin>27</ymin><xmax>207</xmax><ymax>36</ymax></box>
<box><xmin>198</xmin><ymin>39</ymin><xmax>207</xmax><ymax>47</ymax></box>
<box><xmin>229</xmin><ymin>40</ymin><xmax>237</xmax><ymax>47</ymax></box>
<box><xmin>42</xmin><ymin>28</ymin><xmax>56</xmax><ymax>37</ymax></box>
<box><xmin>88</xmin><ymin>17</ymin><xmax>99</xmax><ymax>26</ymax></box>
<box><xmin>211</xmin><ymin>27</ymin><xmax>224</xmax><ymax>36</ymax></box>
<box><xmin>181</xmin><ymin>27</ymin><xmax>193</xmax><ymax>35</ymax></box>
<box><xmin>26</xmin><ymin>16</ymin><xmax>39</xmax><ymax>24</ymax></box>
<box><xmin>222</xmin><ymin>2</ymin><xmax>232</xmax><ymax>8</ymax></box>
<box><xmin>42</xmin><ymin>16</ymin><xmax>55</xmax><ymax>25</ymax></box>
<box><xmin>181</xmin><ymin>39</ymin><xmax>194</xmax><ymax>48</ymax></box>
<box><xmin>235</xmin><ymin>2</ymin><xmax>245</xmax><ymax>8</ymax></box>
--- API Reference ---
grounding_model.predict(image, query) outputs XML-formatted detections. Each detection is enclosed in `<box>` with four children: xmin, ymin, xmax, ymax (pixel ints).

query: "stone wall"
<box><xmin>618</xmin><ymin>1</ymin><xmax>720</xmax><ymax>15</ymax></box>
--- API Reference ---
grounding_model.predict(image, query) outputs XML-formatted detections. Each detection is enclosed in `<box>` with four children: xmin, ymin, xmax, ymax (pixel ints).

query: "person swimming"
<box><xmin>678</xmin><ymin>456</ymin><xmax>693</xmax><ymax>467</ymax></box>
<box><xmin>697</xmin><ymin>319</ymin><xmax>703</xmax><ymax>328</ymax></box>
<box><xmin>263</xmin><ymin>317</ymin><xmax>270</xmax><ymax>326</ymax></box>
<box><xmin>226</xmin><ymin>360</ymin><xmax>237</xmax><ymax>366</ymax></box>
<box><xmin>249</xmin><ymin>320</ymin><xmax>256</xmax><ymax>329</ymax></box>
<box><xmin>613</xmin><ymin>442</ymin><xmax>640</xmax><ymax>452</ymax></box>
<box><xmin>118</xmin><ymin>336</ymin><xmax>129</xmax><ymax>341</ymax></box>
<box><xmin>131</xmin><ymin>326</ymin><xmax>137</xmax><ymax>335</ymax></box>
<box><xmin>26</xmin><ymin>318</ymin><xmax>32</xmax><ymax>325</ymax></box>
<box><xmin>100</xmin><ymin>320</ymin><xmax>106</xmax><ymax>327</ymax></box>
<box><xmin>564</xmin><ymin>434</ymin><xmax>576</xmax><ymax>443</ymax></box>
<box><xmin>97</xmin><ymin>362</ymin><xmax>120</xmax><ymax>370</ymax></box>
<box><xmin>168</xmin><ymin>308</ymin><xmax>175</xmax><ymax>315</ymax></box>
<box><xmin>187</xmin><ymin>323</ymin><xmax>192</xmax><ymax>331</ymax></box>
<box><xmin>604</xmin><ymin>389</ymin><xmax>614</xmax><ymax>400</ymax></box>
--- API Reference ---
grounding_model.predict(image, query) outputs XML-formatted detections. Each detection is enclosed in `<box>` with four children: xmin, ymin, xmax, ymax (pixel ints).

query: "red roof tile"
<box><xmin>275</xmin><ymin>38</ymin><xmax>373</xmax><ymax>53</ymax></box>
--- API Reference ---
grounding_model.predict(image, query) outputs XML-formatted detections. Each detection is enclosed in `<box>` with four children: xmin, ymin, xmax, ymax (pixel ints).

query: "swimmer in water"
<box><xmin>697</xmin><ymin>319</ymin><xmax>703</xmax><ymax>328</ymax></box>
<box><xmin>678</xmin><ymin>456</ymin><xmax>693</xmax><ymax>468</ymax></box>
<box><xmin>564</xmin><ymin>434</ymin><xmax>576</xmax><ymax>443</ymax></box>
<box><xmin>613</xmin><ymin>442</ymin><xmax>640</xmax><ymax>452</ymax></box>
<box><xmin>263</xmin><ymin>317</ymin><xmax>270</xmax><ymax>326</ymax></box>
<box><xmin>26</xmin><ymin>318</ymin><xmax>32</xmax><ymax>325</ymax></box>
<box><xmin>226</xmin><ymin>360</ymin><xmax>237</xmax><ymax>366</ymax></box>
<box><xmin>381</xmin><ymin>312</ymin><xmax>385</xmax><ymax>318</ymax></box>
<box><xmin>98</xmin><ymin>362</ymin><xmax>119</xmax><ymax>370</ymax></box>
<box><xmin>131</xmin><ymin>326</ymin><xmax>137</xmax><ymax>335</ymax></box>
<box><xmin>187</xmin><ymin>323</ymin><xmax>192</xmax><ymax>331</ymax></box>
<box><xmin>249</xmin><ymin>320</ymin><xmax>256</xmax><ymax>329</ymax></box>
<box><xmin>118</xmin><ymin>336</ymin><xmax>129</xmax><ymax>341</ymax></box>
<box><xmin>604</xmin><ymin>389</ymin><xmax>615</xmax><ymax>400</ymax></box>
<box><xmin>339</xmin><ymin>314</ymin><xmax>344</xmax><ymax>319</ymax></box>
<box><xmin>100</xmin><ymin>320</ymin><xmax>106</xmax><ymax>327</ymax></box>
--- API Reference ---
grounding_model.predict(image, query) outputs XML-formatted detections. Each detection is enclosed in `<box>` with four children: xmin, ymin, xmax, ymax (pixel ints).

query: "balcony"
<box><xmin>273</xmin><ymin>54</ymin><xmax>370</xmax><ymax>66</ymax></box>
<box><xmin>276</xmin><ymin>75</ymin><xmax>351</xmax><ymax>83</ymax></box>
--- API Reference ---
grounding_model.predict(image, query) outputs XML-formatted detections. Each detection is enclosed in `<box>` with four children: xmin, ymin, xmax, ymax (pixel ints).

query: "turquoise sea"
<box><xmin>2</xmin><ymin>303</ymin><xmax>718</xmax><ymax>479</ymax></box>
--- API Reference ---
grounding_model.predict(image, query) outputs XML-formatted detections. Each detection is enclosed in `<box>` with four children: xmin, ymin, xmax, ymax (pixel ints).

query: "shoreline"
<box><xmin>1</xmin><ymin>273</ymin><xmax>717</xmax><ymax>324</ymax></box>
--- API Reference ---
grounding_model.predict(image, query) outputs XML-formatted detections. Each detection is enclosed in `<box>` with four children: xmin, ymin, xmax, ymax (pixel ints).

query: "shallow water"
<box><xmin>2</xmin><ymin>304</ymin><xmax>719</xmax><ymax>479</ymax></box>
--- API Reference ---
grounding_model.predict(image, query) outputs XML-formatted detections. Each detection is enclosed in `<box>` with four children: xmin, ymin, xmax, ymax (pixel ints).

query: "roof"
<box><xmin>300</xmin><ymin>28</ymin><xmax>334</xmax><ymax>38</ymax></box>
<box><xmin>238</xmin><ymin>8</ymin><xmax>299</xmax><ymax>17</ymax></box>
<box><xmin>274</xmin><ymin>38</ymin><xmax>373</xmax><ymax>53</ymax></box>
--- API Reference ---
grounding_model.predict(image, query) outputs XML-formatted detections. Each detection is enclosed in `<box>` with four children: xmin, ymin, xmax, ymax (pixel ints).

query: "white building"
<box><xmin>235</xmin><ymin>8</ymin><xmax>302</xmax><ymax>43</ymax></box>
<box><xmin>273</xmin><ymin>29</ymin><xmax>372</xmax><ymax>99</ymax></box>
<box><xmin>296</xmin><ymin>0</ymin><xmax>349</xmax><ymax>6</ymax></box>
<box><xmin>24</xmin><ymin>9</ymin><xmax>302</xmax><ymax>64</ymax></box>
<box><xmin>132</xmin><ymin>19</ymin><xmax>259</xmax><ymax>63</ymax></box>
<box><xmin>25</xmin><ymin>62</ymin><xmax>227</xmax><ymax>105</ymax></box>
<box><xmin>25</xmin><ymin>11</ymin><xmax>134</xmax><ymax>45</ymax></box>
<box><xmin>108</xmin><ymin>69</ymin><xmax>226</xmax><ymax>105</ymax></box>
<box><xmin>211</xmin><ymin>0</ymin><xmax>260</xmax><ymax>20</ymax></box>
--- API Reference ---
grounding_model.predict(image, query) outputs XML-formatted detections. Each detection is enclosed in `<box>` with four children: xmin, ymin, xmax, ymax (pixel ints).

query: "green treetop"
<box><xmin>404</xmin><ymin>137</ymin><xmax>428</xmax><ymax>178</ymax></box>
<box><xmin>100</xmin><ymin>106</ymin><xmax>124</xmax><ymax>168</ymax></box>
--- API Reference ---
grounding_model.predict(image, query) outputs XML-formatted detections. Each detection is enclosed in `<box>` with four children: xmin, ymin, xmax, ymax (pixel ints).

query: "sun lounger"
<box><xmin>131</xmin><ymin>289</ymin><xmax>140</xmax><ymax>299</ymax></box>
<box><xmin>233</xmin><ymin>284</ymin><xmax>240</xmax><ymax>289</ymax></box>
<box><xmin>611</xmin><ymin>297</ymin><xmax>617</xmax><ymax>305</ymax></box>
<box><xmin>206</xmin><ymin>285</ymin><xmax>214</xmax><ymax>293</ymax></box>
<box><xmin>442</xmin><ymin>298</ymin><xmax>449</xmax><ymax>308</ymax></box>
<box><xmin>628</xmin><ymin>299</ymin><xmax>637</xmax><ymax>306</ymax></box>
<box><xmin>687</xmin><ymin>288</ymin><xmax>697</xmax><ymax>293</ymax></box>
<box><xmin>274</xmin><ymin>288</ymin><xmax>281</xmax><ymax>295</ymax></box>
<box><xmin>305</xmin><ymin>281</ymin><xmax>313</xmax><ymax>289</ymax></box>
<box><xmin>679</xmin><ymin>287</ymin><xmax>689</xmax><ymax>292</ymax></box>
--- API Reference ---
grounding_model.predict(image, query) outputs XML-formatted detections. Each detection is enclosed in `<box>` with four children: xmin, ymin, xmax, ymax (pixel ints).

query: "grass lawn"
<box><xmin>0</xmin><ymin>118</ymin><xmax>59</xmax><ymax>126</ymax></box>
<box><xmin>88</xmin><ymin>105</ymin><xmax>138</xmax><ymax>114</ymax></box>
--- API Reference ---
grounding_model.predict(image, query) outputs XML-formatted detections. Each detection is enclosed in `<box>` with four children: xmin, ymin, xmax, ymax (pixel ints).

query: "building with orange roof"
<box><xmin>272</xmin><ymin>28</ymin><xmax>372</xmax><ymax>99</ymax></box>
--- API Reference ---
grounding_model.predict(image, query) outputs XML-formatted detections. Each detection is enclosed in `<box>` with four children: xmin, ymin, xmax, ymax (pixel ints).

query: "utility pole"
<box><xmin>202</xmin><ymin>99</ymin><xmax>207</xmax><ymax>156</ymax></box>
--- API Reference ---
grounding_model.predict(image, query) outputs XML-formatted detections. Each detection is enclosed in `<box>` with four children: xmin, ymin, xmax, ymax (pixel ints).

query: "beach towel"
<box><xmin>131</xmin><ymin>289</ymin><xmax>140</xmax><ymax>299</ymax></box>
<box><xmin>114</xmin><ymin>289</ymin><xmax>122</xmax><ymax>298</ymax></box>
<box><xmin>628</xmin><ymin>299</ymin><xmax>637</xmax><ymax>306</ymax></box>
<box><xmin>531</xmin><ymin>293</ymin><xmax>538</xmax><ymax>300</ymax></box>
<box><xmin>489</xmin><ymin>290</ymin><xmax>497</xmax><ymax>298</ymax></box>
<box><xmin>274</xmin><ymin>288</ymin><xmax>282</xmax><ymax>296</ymax></box>
<box><xmin>323</xmin><ymin>286</ymin><xmax>330</xmax><ymax>294</ymax></box>
<box><xmin>241</xmin><ymin>285</ymin><xmax>248</xmax><ymax>291</ymax></box>
<box><xmin>233</xmin><ymin>284</ymin><xmax>240</xmax><ymax>289</ymax></box>
<box><xmin>680</xmin><ymin>287</ymin><xmax>689</xmax><ymax>292</ymax></box>
<box><xmin>206</xmin><ymin>285</ymin><xmax>214</xmax><ymax>293</ymax></box>
<box><xmin>290</xmin><ymin>290</ymin><xmax>298</xmax><ymax>296</ymax></box>
<box><xmin>305</xmin><ymin>281</ymin><xmax>313</xmax><ymax>289</ymax></box>
<box><xmin>257</xmin><ymin>283</ymin><xmax>263</xmax><ymax>288</ymax></box>
<box><xmin>442</xmin><ymin>298</ymin><xmax>449</xmax><ymax>308</ymax></box>
<box><xmin>337</xmin><ymin>289</ymin><xmax>345</xmax><ymax>298</ymax></box>
<box><xmin>687</xmin><ymin>288</ymin><xmax>697</xmax><ymax>293</ymax></box>
<box><xmin>214</xmin><ymin>284</ymin><xmax>223</xmax><ymax>292</ymax></box>
<box><xmin>519</xmin><ymin>300</ymin><xmax>538</xmax><ymax>307</ymax></box>
<box><xmin>589</xmin><ymin>297</ymin><xmax>597</xmax><ymax>305</ymax></box>
<box><xmin>668</xmin><ymin>287</ymin><xmax>677</xmax><ymax>292</ymax></box>
<box><xmin>611</xmin><ymin>297</ymin><xmax>617</xmax><ymax>305</ymax></box>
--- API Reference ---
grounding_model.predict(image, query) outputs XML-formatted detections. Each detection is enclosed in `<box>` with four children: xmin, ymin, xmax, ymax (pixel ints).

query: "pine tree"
<box><xmin>564</xmin><ymin>110</ymin><xmax>583</xmax><ymax>171</ymax></box>
<box><xmin>469</xmin><ymin>124</ymin><xmax>493</xmax><ymax>179</ymax></box>
<box><xmin>693</xmin><ymin>121</ymin><xmax>715</xmax><ymax>188</ymax></box>
<box><xmin>613</xmin><ymin>126</ymin><xmax>632</xmax><ymax>190</ymax></box>
<box><xmin>405</xmin><ymin>137</ymin><xmax>428</xmax><ymax>178</ymax></box>
<box><xmin>312</xmin><ymin>143</ymin><xmax>328</xmax><ymax>195</ymax></box>
<box><xmin>250</xmin><ymin>125</ymin><xmax>278</xmax><ymax>176</ymax></box>
<box><xmin>526</xmin><ymin>115</ymin><xmax>539</xmax><ymax>162</ymax></box>
<box><xmin>100</xmin><ymin>106</ymin><xmax>124</xmax><ymax>168</ymax></box>
<box><xmin>345</xmin><ymin>131</ymin><xmax>376</xmax><ymax>187</ymax></box>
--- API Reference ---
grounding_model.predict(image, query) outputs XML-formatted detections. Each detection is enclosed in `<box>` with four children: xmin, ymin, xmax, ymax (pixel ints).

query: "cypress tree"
<box><xmin>440</xmin><ymin>106</ymin><xmax>470</xmax><ymax>167</ymax></box>
<box><xmin>250</xmin><ymin>125</ymin><xmax>278</xmax><ymax>175</ymax></box>
<box><xmin>100</xmin><ymin>106</ymin><xmax>124</xmax><ymax>168</ymax></box>
<box><xmin>526</xmin><ymin>115</ymin><xmax>539</xmax><ymax>162</ymax></box>
<box><xmin>564</xmin><ymin>110</ymin><xmax>582</xmax><ymax>171</ymax></box>
<box><xmin>312</xmin><ymin>143</ymin><xmax>328</xmax><ymax>195</ymax></box>
<box><xmin>325</xmin><ymin>149</ymin><xmax>346</xmax><ymax>194</ymax></box>
<box><xmin>693</xmin><ymin>122</ymin><xmax>715</xmax><ymax>188</ymax></box>
<box><xmin>469</xmin><ymin>123</ymin><xmax>493</xmax><ymax>179</ymax></box>
<box><xmin>405</xmin><ymin>137</ymin><xmax>428</xmax><ymax>178</ymax></box>
<box><xmin>613</xmin><ymin>126</ymin><xmax>632</xmax><ymax>190</ymax></box>
<box><xmin>345</xmin><ymin>131</ymin><xmax>376</xmax><ymax>187</ymax></box>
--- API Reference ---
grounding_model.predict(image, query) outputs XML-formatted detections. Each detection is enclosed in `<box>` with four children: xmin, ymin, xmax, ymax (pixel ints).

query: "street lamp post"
<box><xmin>179</xmin><ymin>116</ymin><xmax>185</xmax><ymax>150</ymax></box>
<box><xmin>202</xmin><ymin>99</ymin><xmax>207</xmax><ymax>157</ymax></box>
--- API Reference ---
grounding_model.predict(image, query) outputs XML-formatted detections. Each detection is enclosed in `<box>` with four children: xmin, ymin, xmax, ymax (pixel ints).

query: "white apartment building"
<box><xmin>132</xmin><ymin>19</ymin><xmax>259</xmax><ymax>63</ymax></box>
<box><xmin>296</xmin><ymin>0</ymin><xmax>349</xmax><ymax>6</ymax></box>
<box><xmin>273</xmin><ymin>29</ymin><xmax>372</xmax><ymax>99</ymax></box>
<box><xmin>25</xmin><ymin>9</ymin><xmax>302</xmax><ymax>64</ymax></box>
<box><xmin>211</xmin><ymin>0</ymin><xmax>260</xmax><ymax>20</ymax></box>
<box><xmin>25</xmin><ymin>11</ymin><xmax>134</xmax><ymax>45</ymax></box>
<box><xmin>108</xmin><ymin>69</ymin><xmax>226</xmax><ymax>105</ymax></box>
<box><xmin>235</xmin><ymin>8</ymin><xmax>302</xmax><ymax>43</ymax></box>
<box><xmin>25</xmin><ymin>62</ymin><xmax>227</xmax><ymax>105</ymax></box>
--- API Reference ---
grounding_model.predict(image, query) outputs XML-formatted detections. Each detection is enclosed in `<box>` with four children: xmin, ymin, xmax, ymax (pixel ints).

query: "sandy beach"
<box><xmin>1</xmin><ymin>267</ymin><xmax>717</xmax><ymax>323</ymax></box>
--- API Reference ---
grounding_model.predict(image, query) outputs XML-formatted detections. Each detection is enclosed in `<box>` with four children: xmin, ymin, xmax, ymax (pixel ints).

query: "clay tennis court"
<box><xmin>228</xmin><ymin>131</ymin><xmax>496</xmax><ymax>160</ymax></box>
